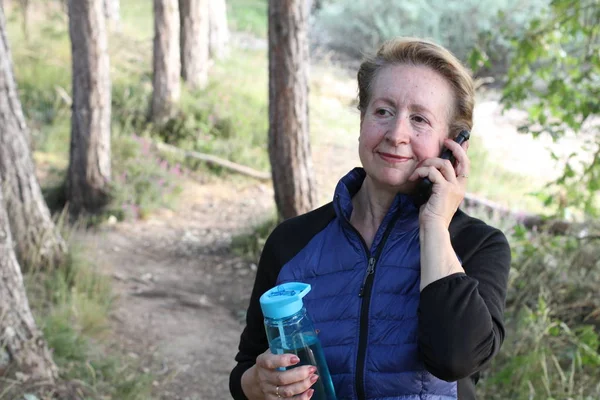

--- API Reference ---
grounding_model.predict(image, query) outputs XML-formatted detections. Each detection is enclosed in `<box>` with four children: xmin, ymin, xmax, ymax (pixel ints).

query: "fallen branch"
<box><xmin>462</xmin><ymin>193</ymin><xmax>574</xmax><ymax>235</ymax></box>
<box><xmin>153</xmin><ymin>141</ymin><xmax>271</xmax><ymax>181</ymax></box>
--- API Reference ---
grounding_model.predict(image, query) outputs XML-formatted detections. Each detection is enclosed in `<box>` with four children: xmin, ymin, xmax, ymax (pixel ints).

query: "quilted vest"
<box><xmin>276</xmin><ymin>168</ymin><xmax>457</xmax><ymax>400</ymax></box>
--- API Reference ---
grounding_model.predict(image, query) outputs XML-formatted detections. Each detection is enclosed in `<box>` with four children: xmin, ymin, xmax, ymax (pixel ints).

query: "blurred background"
<box><xmin>0</xmin><ymin>0</ymin><xmax>598</xmax><ymax>399</ymax></box>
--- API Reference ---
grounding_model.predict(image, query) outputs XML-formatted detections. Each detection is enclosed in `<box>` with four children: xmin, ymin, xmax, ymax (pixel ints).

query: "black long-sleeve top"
<box><xmin>230</xmin><ymin>202</ymin><xmax>511</xmax><ymax>399</ymax></box>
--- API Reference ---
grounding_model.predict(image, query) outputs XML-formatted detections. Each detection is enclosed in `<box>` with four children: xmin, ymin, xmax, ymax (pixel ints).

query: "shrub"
<box><xmin>108</xmin><ymin>134</ymin><xmax>183</xmax><ymax>221</ymax></box>
<box><xmin>312</xmin><ymin>0</ymin><xmax>549</xmax><ymax>75</ymax></box>
<box><xmin>477</xmin><ymin>225</ymin><xmax>600</xmax><ymax>398</ymax></box>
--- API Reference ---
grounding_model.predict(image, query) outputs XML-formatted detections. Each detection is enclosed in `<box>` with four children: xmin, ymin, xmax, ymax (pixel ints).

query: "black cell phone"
<box><xmin>412</xmin><ymin>130</ymin><xmax>470</xmax><ymax>206</ymax></box>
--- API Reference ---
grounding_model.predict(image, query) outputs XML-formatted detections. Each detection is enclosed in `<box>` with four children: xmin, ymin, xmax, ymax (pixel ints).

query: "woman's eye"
<box><xmin>412</xmin><ymin>115</ymin><xmax>428</xmax><ymax>124</ymax></box>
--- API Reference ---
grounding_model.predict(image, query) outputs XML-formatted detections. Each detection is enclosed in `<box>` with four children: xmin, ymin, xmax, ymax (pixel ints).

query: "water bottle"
<box><xmin>260</xmin><ymin>282</ymin><xmax>337</xmax><ymax>400</ymax></box>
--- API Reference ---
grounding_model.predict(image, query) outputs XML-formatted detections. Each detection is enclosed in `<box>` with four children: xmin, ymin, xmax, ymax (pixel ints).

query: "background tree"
<box><xmin>208</xmin><ymin>0</ymin><xmax>230</xmax><ymax>59</ymax></box>
<box><xmin>179</xmin><ymin>0</ymin><xmax>209</xmax><ymax>90</ymax></box>
<box><xmin>152</xmin><ymin>0</ymin><xmax>181</xmax><ymax>123</ymax></box>
<box><xmin>268</xmin><ymin>0</ymin><xmax>317</xmax><ymax>220</ymax></box>
<box><xmin>0</xmin><ymin>191</ymin><xmax>59</xmax><ymax>383</ymax></box>
<box><xmin>0</xmin><ymin>5</ymin><xmax>66</xmax><ymax>268</ymax></box>
<box><xmin>67</xmin><ymin>0</ymin><xmax>112</xmax><ymax>216</ymax></box>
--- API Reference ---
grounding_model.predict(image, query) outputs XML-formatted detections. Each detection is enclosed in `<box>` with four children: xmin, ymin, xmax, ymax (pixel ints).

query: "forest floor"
<box><xmin>78</xmin><ymin>71</ymin><xmax>583</xmax><ymax>400</ymax></box>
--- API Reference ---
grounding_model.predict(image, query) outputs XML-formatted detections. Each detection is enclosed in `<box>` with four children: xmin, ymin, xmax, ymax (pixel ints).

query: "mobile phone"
<box><xmin>412</xmin><ymin>130</ymin><xmax>470</xmax><ymax>206</ymax></box>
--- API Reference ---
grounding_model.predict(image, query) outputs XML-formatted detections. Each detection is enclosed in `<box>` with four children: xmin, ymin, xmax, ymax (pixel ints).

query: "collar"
<box><xmin>333</xmin><ymin>167</ymin><xmax>419</xmax><ymax>234</ymax></box>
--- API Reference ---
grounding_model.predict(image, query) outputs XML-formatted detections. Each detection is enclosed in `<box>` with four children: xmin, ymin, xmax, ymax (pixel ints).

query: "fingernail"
<box><xmin>309</xmin><ymin>366</ymin><xmax>317</xmax><ymax>374</ymax></box>
<box><xmin>310</xmin><ymin>374</ymin><xmax>319</xmax><ymax>383</ymax></box>
<box><xmin>290</xmin><ymin>356</ymin><xmax>300</xmax><ymax>364</ymax></box>
<box><xmin>307</xmin><ymin>389</ymin><xmax>315</xmax><ymax>398</ymax></box>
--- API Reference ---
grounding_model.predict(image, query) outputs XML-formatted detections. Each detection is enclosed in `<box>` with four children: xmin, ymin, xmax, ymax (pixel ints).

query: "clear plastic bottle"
<box><xmin>260</xmin><ymin>282</ymin><xmax>337</xmax><ymax>400</ymax></box>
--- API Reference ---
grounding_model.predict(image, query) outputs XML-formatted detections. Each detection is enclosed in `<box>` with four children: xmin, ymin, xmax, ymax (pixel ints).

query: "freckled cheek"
<box><xmin>411</xmin><ymin>140</ymin><xmax>440</xmax><ymax>161</ymax></box>
<box><xmin>359</xmin><ymin>126</ymin><xmax>385</xmax><ymax>151</ymax></box>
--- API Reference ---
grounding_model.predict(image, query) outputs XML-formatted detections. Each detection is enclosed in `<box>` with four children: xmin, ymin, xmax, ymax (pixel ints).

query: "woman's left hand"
<box><xmin>409</xmin><ymin>138</ymin><xmax>470</xmax><ymax>228</ymax></box>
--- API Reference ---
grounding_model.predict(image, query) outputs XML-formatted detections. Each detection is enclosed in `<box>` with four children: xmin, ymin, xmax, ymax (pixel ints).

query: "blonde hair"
<box><xmin>357</xmin><ymin>37</ymin><xmax>474</xmax><ymax>138</ymax></box>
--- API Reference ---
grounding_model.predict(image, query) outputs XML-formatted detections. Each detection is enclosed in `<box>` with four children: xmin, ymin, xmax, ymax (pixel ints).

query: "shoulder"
<box><xmin>450</xmin><ymin>209</ymin><xmax>507</xmax><ymax>243</ymax></box>
<box><xmin>449</xmin><ymin>209</ymin><xmax>511</xmax><ymax>262</ymax></box>
<box><xmin>263</xmin><ymin>202</ymin><xmax>337</xmax><ymax>266</ymax></box>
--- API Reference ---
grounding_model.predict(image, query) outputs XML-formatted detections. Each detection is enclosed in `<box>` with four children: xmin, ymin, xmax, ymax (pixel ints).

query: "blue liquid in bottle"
<box><xmin>260</xmin><ymin>283</ymin><xmax>337</xmax><ymax>400</ymax></box>
<box><xmin>271</xmin><ymin>334</ymin><xmax>336</xmax><ymax>400</ymax></box>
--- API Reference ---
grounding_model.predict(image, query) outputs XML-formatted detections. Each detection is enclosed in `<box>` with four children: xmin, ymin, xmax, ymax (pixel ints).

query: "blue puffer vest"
<box><xmin>276</xmin><ymin>168</ymin><xmax>457</xmax><ymax>400</ymax></box>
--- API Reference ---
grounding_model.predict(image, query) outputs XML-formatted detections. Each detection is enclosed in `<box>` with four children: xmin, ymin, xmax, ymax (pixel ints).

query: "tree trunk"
<box><xmin>179</xmin><ymin>0</ymin><xmax>209</xmax><ymax>90</ymax></box>
<box><xmin>208</xmin><ymin>0</ymin><xmax>229</xmax><ymax>59</ymax></box>
<box><xmin>103</xmin><ymin>0</ymin><xmax>120</xmax><ymax>29</ymax></box>
<box><xmin>152</xmin><ymin>0</ymin><xmax>181</xmax><ymax>123</ymax></box>
<box><xmin>0</xmin><ymin>6</ymin><xmax>66</xmax><ymax>269</ymax></box>
<box><xmin>67</xmin><ymin>0</ymin><xmax>112</xmax><ymax>216</ymax></box>
<box><xmin>0</xmin><ymin>190</ymin><xmax>59</xmax><ymax>383</ymax></box>
<box><xmin>268</xmin><ymin>0</ymin><xmax>317</xmax><ymax>220</ymax></box>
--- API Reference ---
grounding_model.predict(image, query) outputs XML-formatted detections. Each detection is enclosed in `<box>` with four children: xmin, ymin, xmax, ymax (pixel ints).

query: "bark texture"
<box><xmin>179</xmin><ymin>0</ymin><xmax>209</xmax><ymax>90</ymax></box>
<box><xmin>67</xmin><ymin>0</ymin><xmax>112</xmax><ymax>216</ymax></box>
<box><xmin>0</xmin><ymin>189</ymin><xmax>58</xmax><ymax>383</ymax></box>
<box><xmin>152</xmin><ymin>0</ymin><xmax>181</xmax><ymax>123</ymax></box>
<box><xmin>208</xmin><ymin>0</ymin><xmax>229</xmax><ymax>59</ymax></box>
<box><xmin>268</xmin><ymin>0</ymin><xmax>317</xmax><ymax>220</ymax></box>
<box><xmin>0</xmin><ymin>6</ymin><xmax>66</xmax><ymax>268</ymax></box>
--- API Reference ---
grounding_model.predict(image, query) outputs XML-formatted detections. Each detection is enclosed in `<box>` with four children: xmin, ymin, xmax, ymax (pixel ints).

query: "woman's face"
<box><xmin>359</xmin><ymin>64</ymin><xmax>455</xmax><ymax>193</ymax></box>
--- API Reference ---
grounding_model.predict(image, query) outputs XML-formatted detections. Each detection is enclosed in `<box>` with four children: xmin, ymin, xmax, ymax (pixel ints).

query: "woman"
<box><xmin>230</xmin><ymin>37</ymin><xmax>511</xmax><ymax>400</ymax></box>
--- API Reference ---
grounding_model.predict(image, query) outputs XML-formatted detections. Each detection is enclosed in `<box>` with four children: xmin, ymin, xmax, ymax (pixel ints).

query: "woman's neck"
<box><xmin>350</xmin><ymin>177</ymin><xmax>396</xmax><ymax>247</ymax></box>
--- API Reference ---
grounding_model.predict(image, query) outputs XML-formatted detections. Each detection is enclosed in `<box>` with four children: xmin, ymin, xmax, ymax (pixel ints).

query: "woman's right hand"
<box><xmin>241</xmin><ymin>349</ymin><xmax>318</xmax><ymax>399</ymax></box>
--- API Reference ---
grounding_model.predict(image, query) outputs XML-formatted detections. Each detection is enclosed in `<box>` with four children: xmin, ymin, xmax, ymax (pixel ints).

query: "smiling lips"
<box><xmin>378</xmin><ymin>152</ymin><xmax>413</xmax><ymax>163</ymax></box>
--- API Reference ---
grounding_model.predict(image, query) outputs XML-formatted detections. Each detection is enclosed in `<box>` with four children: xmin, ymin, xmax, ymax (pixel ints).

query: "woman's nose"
<box><xmin>385</xmin><ymin>116</ymin><xmax>411</xmax><ymax>145</ymax></box>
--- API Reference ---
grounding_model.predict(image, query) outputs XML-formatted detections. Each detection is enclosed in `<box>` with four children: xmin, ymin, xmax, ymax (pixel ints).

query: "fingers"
<box><xmin>442</xmin><ymin>138</ymin><xmax>470</xmax><ymax>179</ymax></box>
<box><xmin>409</xmin><ymin>160</ymin><xmax>455</xmax><ymax>184</ymax></box>
<box><xmin>257</xmin><ymin>351</ymin><xmax>300</xmax><ymax>370</ymax></box>
<box><xmin>277</xmin><ymin>373</ymin><xmax>319</xmax><ymax>398</ymax></box>
<box><xmin>409</xmin><ymin>140</ymin><xmax>471</xmax><ymax>184</ymax></box>
<box><xmin>255</xmin><ymin>350</ymin><xmax>317</xmax><ymax>399</ymax></box>
<box><xmin>273</xmin><ymin>366</ymin><xmax>317</xmax><ymax>387</ymax></box>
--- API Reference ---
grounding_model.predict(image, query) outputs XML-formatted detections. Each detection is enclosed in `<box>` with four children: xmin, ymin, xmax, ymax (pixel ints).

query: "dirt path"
<box><xmin>83</xmin><ymin>178</ymin><xmax>274</xmax><ymax>400</ymax></box>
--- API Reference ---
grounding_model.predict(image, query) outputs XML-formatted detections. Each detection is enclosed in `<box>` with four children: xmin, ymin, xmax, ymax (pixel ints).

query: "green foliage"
<box><xmin>484</xmin><ymin>0</ymin><xmax>600</xmax><ymax>216</ymax></box>
<box><xmin>111</xmin><ymin>75</ymin><xmax>154</xmax><ymax>135</ymax></box>
<box><xmin>477</xmin><ymin>226</ymin><xmax>600</xmax><ymax>399</ymax></box>
<box><xmin>109</xmin><ymin>134</ymin><xmax>183</xmax><ymax>221</ymax></box>
<box><xmin>8</xmin><ymin>6</ymin><xmax>71</xmax><ymax>151</ymax></box>
<box><xmin>313</xmin><ymin>0</ymin><xmax>548</xmax><ymax>66</ymax></box>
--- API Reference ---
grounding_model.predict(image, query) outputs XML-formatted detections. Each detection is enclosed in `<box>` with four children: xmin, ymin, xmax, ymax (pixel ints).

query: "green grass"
<box><xmin>466</xmin><ymin>135</ymin><xmax>548</xmax><ymax>214</ymax></box>
<box><xmin>15</xmin><ymin>230</ymin><xmax>155</xmax><ymax>400</ymax></box>
<box><xmin>228</xmin><ymin>0</ymin><xmax>268</xmax><ymax>37</ymax></box>
<box><xmin>120</xmin><ymin>0</ymin><xmax>153</xmax><ymax>40</ymax></box>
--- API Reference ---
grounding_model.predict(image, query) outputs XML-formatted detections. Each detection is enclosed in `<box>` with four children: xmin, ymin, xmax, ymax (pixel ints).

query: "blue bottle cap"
<box><xmin>260</xmin><ymin>282</ymin><xmax>311</xmax><ymax>319</ymax></box>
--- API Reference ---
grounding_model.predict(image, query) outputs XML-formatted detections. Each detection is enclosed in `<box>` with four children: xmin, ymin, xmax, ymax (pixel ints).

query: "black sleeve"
<box><xmin>229</xmin><ymin>232</ymin><xmax>279</xmax><ymax>400</ymax></box>
<box><xmin>417</xmin><ymin>225</ymin><xmax>511</xmax><ymax>382</ymax></box>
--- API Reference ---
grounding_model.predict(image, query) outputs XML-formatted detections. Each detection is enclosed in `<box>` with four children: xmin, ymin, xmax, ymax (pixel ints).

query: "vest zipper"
<box><xmin>355</xmin><ymin>215</ymin><xmax>399</xmax><ymax>400</ymax></box>
<box><xmin>358</xmin><ymin>257</ymin><xmax>376</xmax><ymax>297</ymax></box>
<box><xmin>335</xmin><ymin>195</ymin><xmax>402</xmax><ymax>399</ymax></box>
